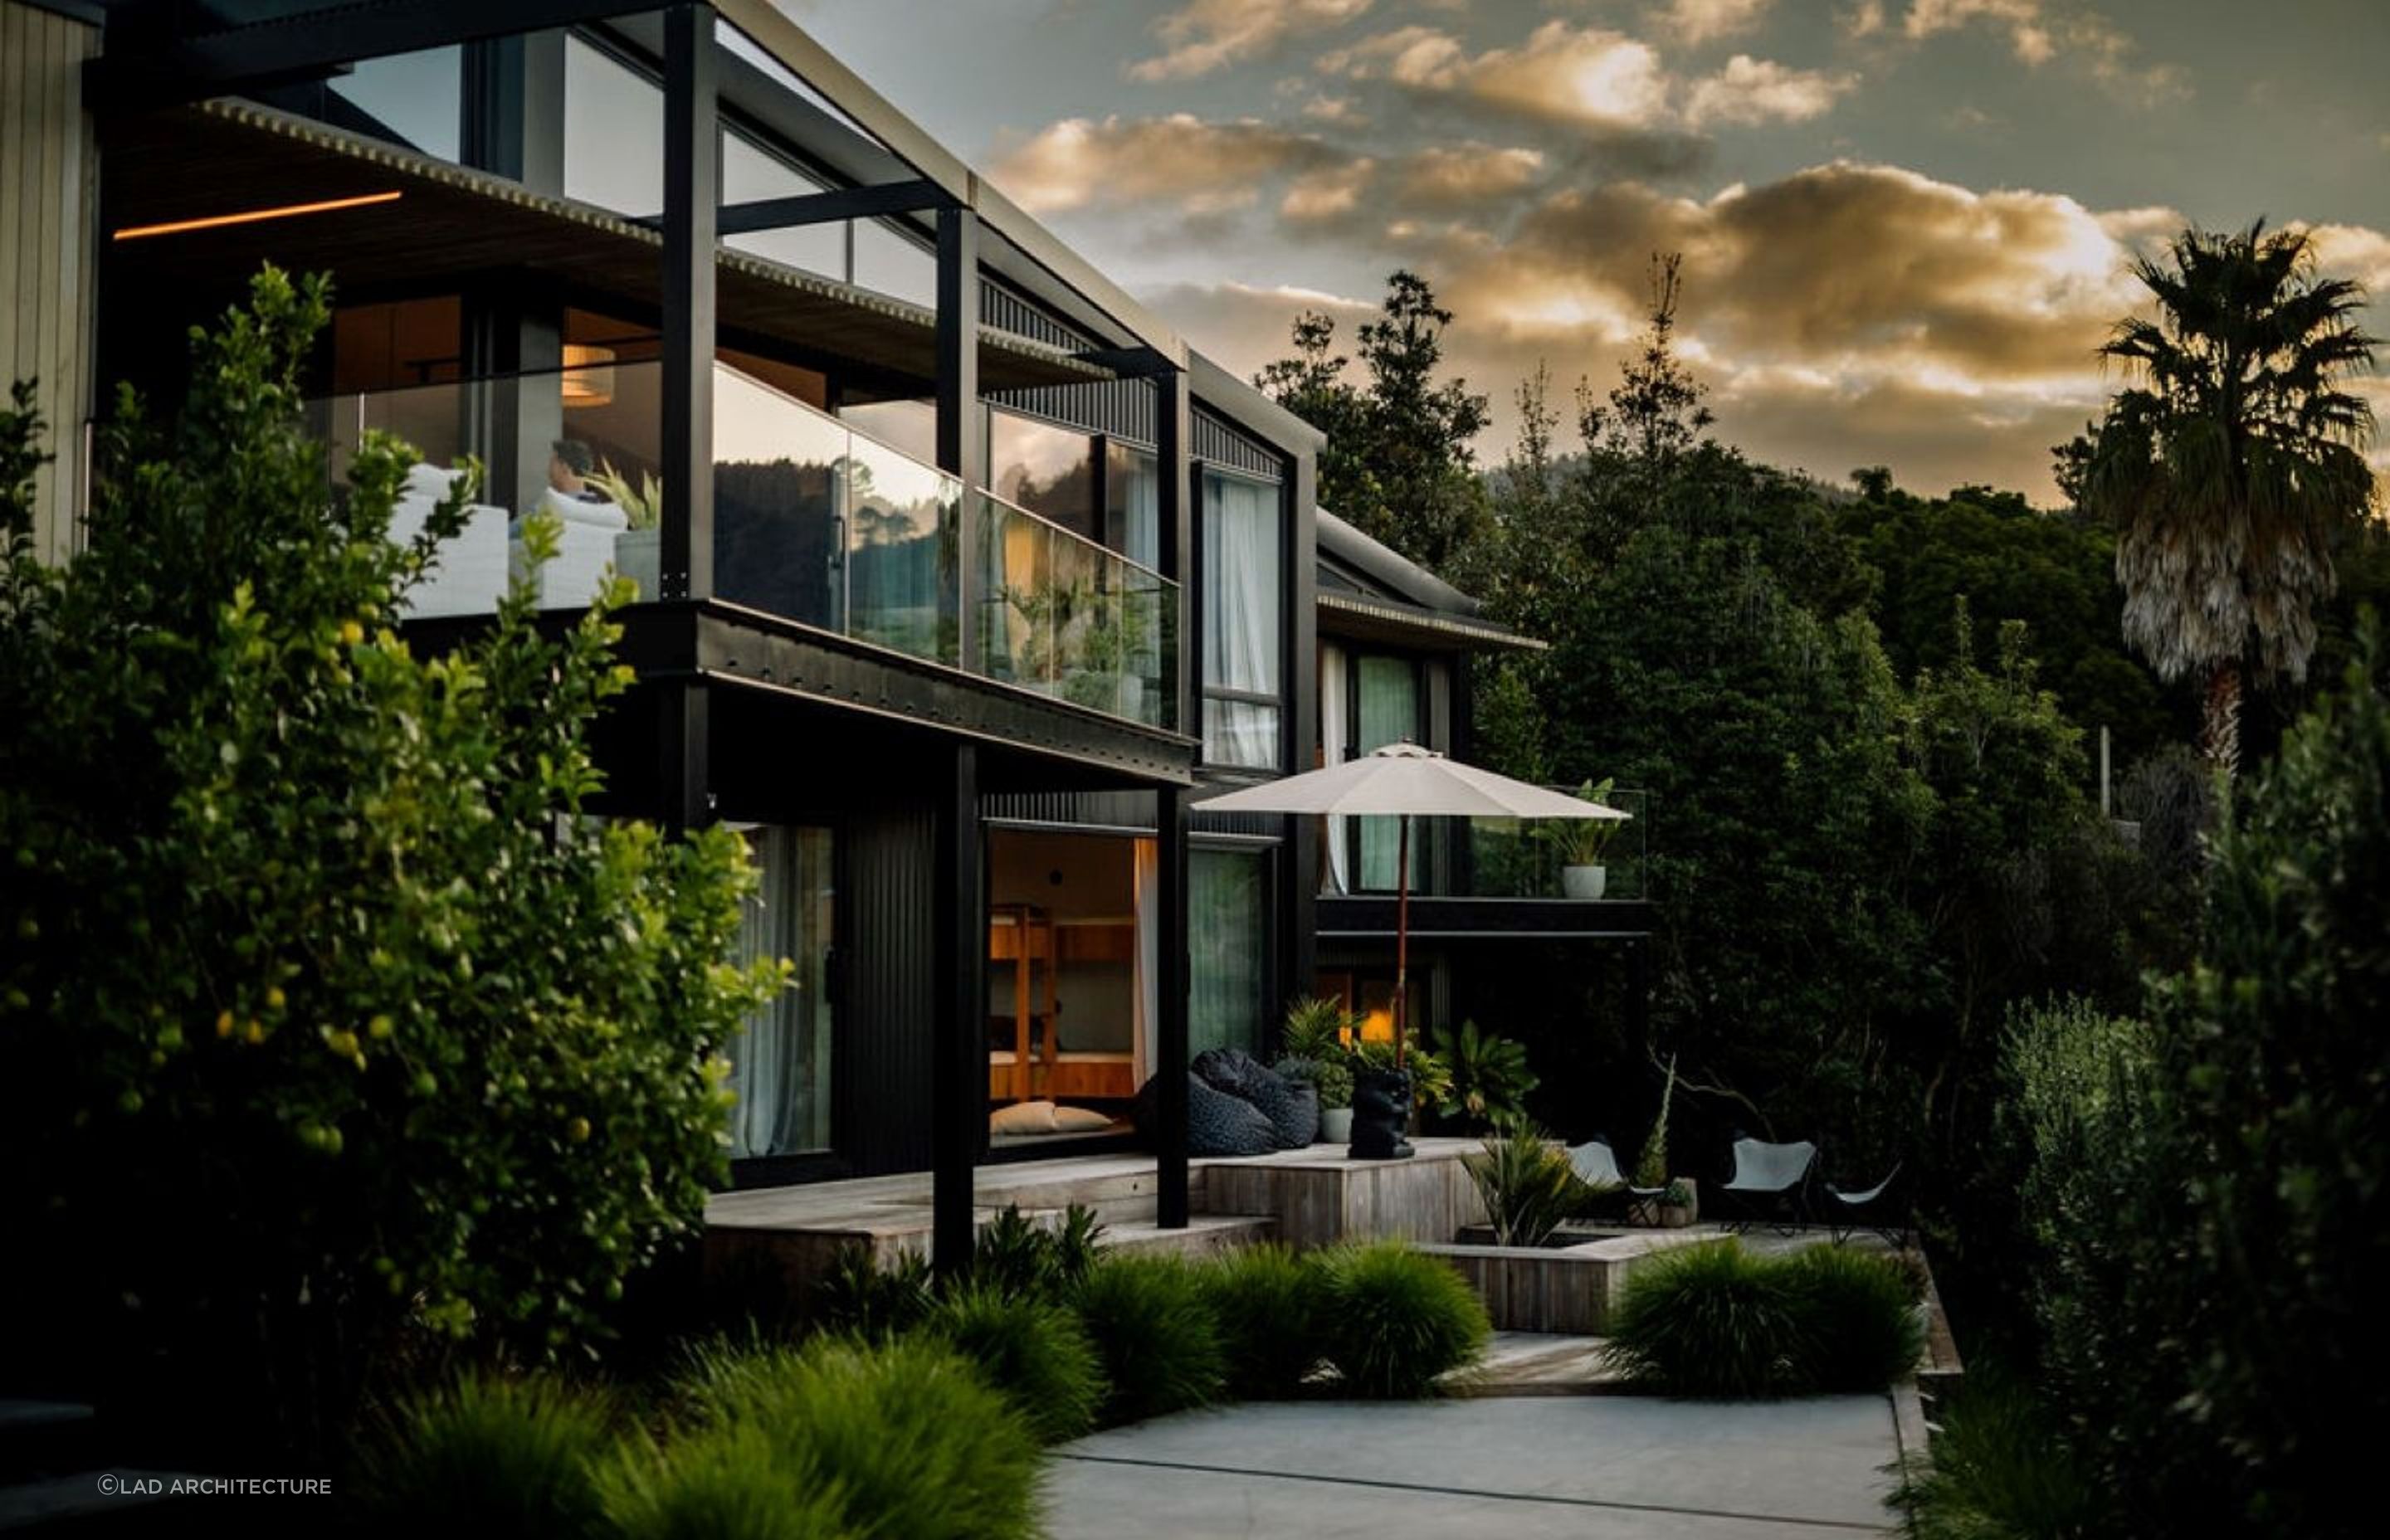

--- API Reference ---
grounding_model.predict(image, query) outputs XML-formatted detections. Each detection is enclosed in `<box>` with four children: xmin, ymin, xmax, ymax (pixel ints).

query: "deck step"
<box><xmin>1095</xmin><ymin>1213</ymin><xmax>1275</xmax><ymax>1260</ymax></box>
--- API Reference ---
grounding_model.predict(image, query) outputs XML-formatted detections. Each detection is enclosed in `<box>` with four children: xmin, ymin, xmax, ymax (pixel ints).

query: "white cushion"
<box><xmin>989</xmin><ymin>1100</ymin><xmax>1058</xmax><ymax>1135</ymax></box>
<box><xmin>1051</xmin><ymin>1104</ymin><xmax>1114</xmax><ymax>1133</ymax></box>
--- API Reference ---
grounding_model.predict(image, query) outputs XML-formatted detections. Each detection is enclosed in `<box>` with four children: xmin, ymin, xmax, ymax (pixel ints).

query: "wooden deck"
<box><xmin>703</xmin><ymin>1137</ymin><xmax>1492</xmax><ymax>1295</ymax></box>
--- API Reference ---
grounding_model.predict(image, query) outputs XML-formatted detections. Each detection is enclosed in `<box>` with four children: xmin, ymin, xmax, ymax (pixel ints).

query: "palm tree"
<box><xmin>2083</xmin><ymin>221</ymin><xmax>2378</xmax><ymax>776</ymax></box>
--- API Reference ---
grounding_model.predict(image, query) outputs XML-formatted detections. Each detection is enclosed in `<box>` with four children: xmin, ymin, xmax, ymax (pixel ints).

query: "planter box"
<box><xmin>1419</xmin><ymin>1229</ymin><xmax>1716</xmax><ymax>1333</ymax></box>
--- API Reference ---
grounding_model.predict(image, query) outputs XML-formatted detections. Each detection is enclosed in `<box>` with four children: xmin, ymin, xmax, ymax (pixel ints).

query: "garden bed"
<box><xmin>1418</xmin><ymin>1229</ymin><xmax>1717</xmax><ymax>1335</ymax></box>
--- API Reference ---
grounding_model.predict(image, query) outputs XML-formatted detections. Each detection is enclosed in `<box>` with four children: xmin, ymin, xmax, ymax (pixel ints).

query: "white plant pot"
<box><xmin>614</xmin><ymin>528</ymin><xmax>661</xmax><ymax>601</ymax></box>
<box><xmin>1561</xmin><ymin>864</ymin><xmax>1608</xmax><ymax>900</ymax></box>
<box><xmin>1319</xmin><ymin>1107</ymin><xmax>1354</xmax><ymax>1143</ymax></box>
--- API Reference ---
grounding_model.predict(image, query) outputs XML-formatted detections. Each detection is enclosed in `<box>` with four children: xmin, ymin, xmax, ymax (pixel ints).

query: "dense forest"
<box><xmin>1259</xmin><ymin>245</ymin><xmax>2390</xmax><ymax>1536</ymax></box>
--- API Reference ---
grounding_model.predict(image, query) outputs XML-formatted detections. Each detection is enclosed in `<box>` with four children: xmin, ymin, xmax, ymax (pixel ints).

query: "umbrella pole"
<box><xmin>1394</xmin><ymin>812</ymin><xmax>1410</xmax><ymax>1070</ymax></box>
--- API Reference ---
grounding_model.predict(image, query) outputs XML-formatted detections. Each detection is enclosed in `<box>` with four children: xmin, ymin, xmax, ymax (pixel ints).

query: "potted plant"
<box><xmin>588</xmin><ymin>460</ymin><xmax>661</xmax><ymax>597</ymax></box>
<box><xmin>1628</xmin><ymin>1055</ymin><xmax>1698</xmax><ymax>1226</ymax></box>
<box><xmin>1545</xmin><ymin>777</ymin><xmax>1621</xmax><ymax>899</ymax></box>
<box><xmin>1278</xmin><ymin>996</ymin><xmax>1358</xmax><ymax>1142</ymax></box>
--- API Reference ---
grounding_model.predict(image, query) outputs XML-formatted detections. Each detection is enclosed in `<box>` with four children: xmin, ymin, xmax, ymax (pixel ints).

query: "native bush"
<box><xmin>1314</xmin><ymin>1240</ymin><xmax>1490</xmax><ymax>1398</ymax></box>
<box><xmin>923</xmin><ymin>1284</ymin><xmax>1105</xmax><ymax>1445</ymax></box>
<box><xmin>674</xmin><ymin>1336</ymin><xmax>1041</xmax><ymax>1540</ymax></box>
<box><xmin>972</xmin><ymin>1202</ymin><xmax>1105</xmax><ymax>1299</ymax></box>
<box><xmin>1778</xmin><ymin>1245</ymin><xmax>1925</xmax><ymax>1392</ymax></box>
<box><xmin>1602</xmin><ymin>1239</ymin><xmax>1802</xmax><ymax>1397</ymax></box>
<box><xmin>1071</xmin><ymin>1254</ymin><xmax>1225</xmax><ymax>1425</ymax></box>
<box><xmin>1198</xmin><ymin>1243</ymin><xmax>1325</xmax><ymax>1399</ymax></box>
<box><xmin>1461</xmin><ymin>1115</ymin><xmax>1585</xmax><ymax>1246</ymax></box>
<box><xmin>353</xmin><ymin>1372</ymin><xmax>617</xmax><ymax>1538</ymax></box>
<box><xmin>808</xmin><ymin>1243</ymin><xmax>935</xmax><ymax>1339</ymax></box>
<box><xmin>0</xmin><ymin>271</ymin><xmax>781</xmax><ymax>1455</ymax></box>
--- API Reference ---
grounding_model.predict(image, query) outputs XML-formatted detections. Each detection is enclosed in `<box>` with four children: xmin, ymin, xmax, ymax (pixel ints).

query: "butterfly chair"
<box><xmin>1824</xmin><ymin>1161</ymin><xmax>1909</xmax><ymax>1245</ymax></box>
<box><xmin>1568</xmin><ymin>1136</ymin><xmax>1661</xmax><ymax>1223</ymax></box>
<box><xmin>1720</xmin><ymin>1134</ymin><xmax>1818</xmax><ymax>1234</ymax></box>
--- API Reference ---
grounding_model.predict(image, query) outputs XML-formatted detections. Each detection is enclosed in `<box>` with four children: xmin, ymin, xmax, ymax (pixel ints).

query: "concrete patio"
<box><xmin>1045</xmin><ymin>1394</ymin><xmax>1905</xmax><ymax>1538</ymax></box>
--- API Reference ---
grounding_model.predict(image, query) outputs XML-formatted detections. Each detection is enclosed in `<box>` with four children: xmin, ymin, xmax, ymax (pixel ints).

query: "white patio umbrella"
<box><xmin>1197</xmin><ymin>743</ymin><xmax>1630</xmax><ymax>1064</ymax></box>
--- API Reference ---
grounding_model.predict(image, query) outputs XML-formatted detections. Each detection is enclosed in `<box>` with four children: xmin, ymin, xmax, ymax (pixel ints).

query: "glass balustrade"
<box><xmin>975</xmin><ymin>490</ymin><xmax>1173</xmax><ymax>727</ymax></box>
<box><xmin>309</xmin><ymin>361</ymin><xmax>1174</xmax><ymax>729</ymax></box>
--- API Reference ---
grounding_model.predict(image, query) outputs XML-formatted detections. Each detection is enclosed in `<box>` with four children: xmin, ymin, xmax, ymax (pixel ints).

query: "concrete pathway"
<box><xmin>1046</xmin><ymin>1394</ymin><xmax>1900</xmax><ymax>1538</ymax></box>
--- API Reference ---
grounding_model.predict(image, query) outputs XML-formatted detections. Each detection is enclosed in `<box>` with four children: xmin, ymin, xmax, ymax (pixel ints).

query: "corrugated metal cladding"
<box><xmin>979</xmin><ymin>279</ymin><xmax>1093</xmax><ymax>353</ymax></box>
<box><xmin>839</xmin><ymin>807</ymin><xmax>937</xmax><ymax>1174</ymax></box>
<box><xmin>1194</xmin><ymin>407</ymin><xmax>1283</xmax><ymax>481</ymax></box>
<box><xmin>983</xmin><ymin>790</ymin><xmax>1159</xmax><ymax>831</ymax></box>
<box><xmin>985</xmin><ymin>376</ymin><xmax>1158</xmax><ymax>446</ymax></box>
<box><xmin>0</xmin><ymin>0</ymin><xmax>99</xmax><ymax>565</ymax></box>
<box><xmin>1192</xmin><ymin>808</ymin><xmax>1289</xmax><ymax>841</ymax></box>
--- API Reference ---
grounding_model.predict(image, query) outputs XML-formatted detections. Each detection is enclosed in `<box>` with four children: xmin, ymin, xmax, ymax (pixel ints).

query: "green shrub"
<box><xmin>1460</xmin><ymin>1115</ymin><xmax>1583</xmax><ymax>1246</ymax></box>
<box><xmin>0</xmin><ymin>274</ymin><xmax>781</xmax><ymax>1451</ymax></box>
<box><xmin>1071</xmin><ymin>1255</ymin><xmax>1225</xmax><ymax>1424</ymax></box>
<box><xmin>1779</xmin><ymin>1245</ymin><xmax>1926</xmax><ymax>1392</ymax></box>
<box><xmin>923</xmin><ymin>1284</ymin><xmax>1105</xmax><ymax>1445</ymax></box>
<box><xmin>810</xmin><ymin>1242</ymin><xmax>934</xmax><ymax>1338</ymax></box>
<box><xmin>1198</xmin><ymin>1243</ymin><xmax>1324</xmax><ymax>1399</ymax></box>
<box><xmin>600</xmin><ymin>1425</ymin><xmax>856</xmax><ymax>1540</ymax></box>
<box><xmin>1431</xmin><ymin>1020</ymin><xmax>1539</xmax><ymax>1128</ymax></box>
<box><xmin>1314</xmin><ymin>1240</ymin><xmax>1490</xmax><ymax>1398</ymax></box>
<box><xmin>1602</xmin><ymin>1239</ymin><xmax>1800</xmax><ymax>1397</ymax></box>
<box><xmin>1890</xmin><ymin>1376</ymin><xmax>2103</xmax><ymax>1540</ymax></box>
<box><xmin>674</xmin><ymin>1336</ymin><xmax>1041</xmax><ymax>1540</ymax></box>
<box><xmin>354</xmin><ymin>1372</ymin><xmax>617</xmax><ymax>1538</ymax></box>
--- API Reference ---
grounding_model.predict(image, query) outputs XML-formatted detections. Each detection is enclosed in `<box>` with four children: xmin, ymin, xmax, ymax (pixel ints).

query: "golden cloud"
<box><xmin>1129</xmin><ymin>0</ymin><xmax>1376</xmax><ymax>82</ymax></box>
<box><xmin>988</xmin><ymin>114</ymin><xmax>1347</xmax><ymax>215</ymax></box>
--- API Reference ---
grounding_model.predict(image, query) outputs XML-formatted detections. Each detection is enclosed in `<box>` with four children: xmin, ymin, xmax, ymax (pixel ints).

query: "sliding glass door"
<box><xmin>1189</xmin><ymin>846</ymin><xmax>1271</xmax><ymax>1060</ymax></box>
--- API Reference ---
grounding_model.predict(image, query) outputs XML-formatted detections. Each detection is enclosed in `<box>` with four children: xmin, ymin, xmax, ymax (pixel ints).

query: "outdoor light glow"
<box><xmin>111</xmin><ymin>191</ymin><xmax>402</xmax><ymax>241</ymax></box>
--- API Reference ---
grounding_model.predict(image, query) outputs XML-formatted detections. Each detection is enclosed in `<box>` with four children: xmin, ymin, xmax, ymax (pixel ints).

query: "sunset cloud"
<box><xmin>1651</xmin><ymin>0</ymin><xmax>1775</xmax><ymax>46</ymax></box>
<box><xmin>1129</xmin><ymin>0</ymin><xmax>1376</xmax><ymax>82</ymax></box>
<box><xmin>1320</xmin><ymin>19</ymin><xmax>1853</xmax><ymax>132</ymax></box>
<box><xmin>1871</xmin><ymin>0</ymin><xmax>2186</xmax><ymax>103</ymax></box>
<box><xmin>990</xmin><ymin>115</ymin><xmax>1344</xmax><ymax>214</ymax></box>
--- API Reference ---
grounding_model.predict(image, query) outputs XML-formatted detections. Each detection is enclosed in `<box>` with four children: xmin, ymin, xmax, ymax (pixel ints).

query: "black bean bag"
<box><xmin>1193</xmin><ymin>1048</ymin><xmax>1318</xmax><ymax>1149</ymax></box>
<box><xmin>1134</xmin><ymin>1071</ymin><xmax>1279</xmax><ymax>1157</ymax></box>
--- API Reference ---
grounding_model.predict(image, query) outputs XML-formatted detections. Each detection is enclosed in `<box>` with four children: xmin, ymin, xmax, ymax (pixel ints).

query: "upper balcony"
<box><xmin>319</xmin><ymin>357</ymin><xmax>1176</xmax><ymax>733</ymax></box>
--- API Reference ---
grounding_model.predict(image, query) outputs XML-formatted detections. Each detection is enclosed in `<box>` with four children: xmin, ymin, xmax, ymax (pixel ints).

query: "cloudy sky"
<box><xmin>785</xmin><ymin>0</ymin><xmax>2390</xmax><ymax>504</ymax></box>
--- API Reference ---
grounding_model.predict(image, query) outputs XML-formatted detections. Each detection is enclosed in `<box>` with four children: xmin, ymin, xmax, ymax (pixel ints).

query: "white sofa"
<box><xmin>513</xmin><ymin>486</ymin><xmax>629</xmax><ymax>610</ymax></box>
<box><xmin>388</xmin><ymin>463</ymin><xmax>510</xmax><ymax>618</ymax></box>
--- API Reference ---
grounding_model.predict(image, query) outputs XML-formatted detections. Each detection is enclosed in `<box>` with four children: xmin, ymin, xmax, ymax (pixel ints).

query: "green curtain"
<box><xmin>1356</xmin><ymin>654</ymin><xmax>1418</xmax><ymax>891</ymax></box>
<box><xmin>1189</xmin><ymin>847</ymin><xmax>1267</xmax><ymax>1060</ymax></box>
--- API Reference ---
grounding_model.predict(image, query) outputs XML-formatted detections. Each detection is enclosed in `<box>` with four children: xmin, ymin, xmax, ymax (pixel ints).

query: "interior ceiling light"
<box><xmin>112</xmin><ymin>190</ymin><xmax>402</xmax><ymax>241</ymax></box>
<box><xmin>561</xmin><ymin>344</ymin><xmax>618</xmax><ymax>407</ymax></box>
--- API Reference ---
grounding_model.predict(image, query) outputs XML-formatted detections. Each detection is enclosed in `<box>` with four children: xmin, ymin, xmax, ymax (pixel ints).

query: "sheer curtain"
<box><xmin>726</xmin><ymin>826</ymin><xmax>833</xmax><ymax>1158</ymax></box>
<box><xmin>1319</xmin><ymin>642</ymin><xmax>1349</xmax><ymax>893</ymax></box>
<box><xmin>1357</xmin><ymin>655</ymin><xmax>1417</xmax><ymax>890</ymax></box>
<box><xmin>1131</xmin><ymin>837</ymin><xmax>1158</xmax><ymax>1086</ymax></box>
<box><xmin>1202</xmin><ymin>472</ymin><xmax>1281</xmax><ymax>768</ymax></box>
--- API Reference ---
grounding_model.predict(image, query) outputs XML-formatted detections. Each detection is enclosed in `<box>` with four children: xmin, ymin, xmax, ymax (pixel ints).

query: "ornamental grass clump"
<box><xmin>599</xmin><ymin>1424</ymin><xmax>856</xmax><ymax>1540</ymax></box>
<box><xmin>1071</xmin><ymin>1254</ymin><xmax>1226</xmax><ymax>1425</ymax></box>
<box><xmin>1315</xmin><ymin>1240</ymin><xmax>1490</xmax><ymax>1398</ymax></box>
<box><xmin>1461</xmin><ymin>1114</ymin><xmax>1585</xmax><ymax>1246</ymax></box>
<box><xmin>671</xmin><ymin>1336</ymin><xmax>1041</xmax><ymax>1540</ymax></box>
<box><xmin>1602</xmin><ymin>1239</ymin><xmax>1802</xmax><ymax>1398</ymax></box>
<box><xmin>923</xmin><ymin>1283</ymin><xmax>1106</xmax><ymax>1445</ymax></box>
<box><xmin>1779</xmin><ymin>1243</ymin><xmax>1926</xmax><ymax>1392</ymax></box>
<box><xmin>354</xmin><ymin>1372</ymin><xmax>617</xmax><ymax>1539</ymax></box>
<box><xmin>1198</xmin><ymin>1242</ymin><xmax>1325</xmax><ymax>1399</ymax></box>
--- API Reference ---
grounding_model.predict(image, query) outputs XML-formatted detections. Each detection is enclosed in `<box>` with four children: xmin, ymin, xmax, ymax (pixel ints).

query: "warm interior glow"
<box><xmin>1358</xmin><ymin>1008</ymin><xmax>1395</xmax><ymax>1044</ymax></box>
<box><xmin>111</xmin><ymin>190</ymin><xmax>402</xmax><ymax>241</ymax></box>
<box><xmin>561</xmin><ymin>344</ymin><xmax>617</xmax><ymax>407</ymax></box>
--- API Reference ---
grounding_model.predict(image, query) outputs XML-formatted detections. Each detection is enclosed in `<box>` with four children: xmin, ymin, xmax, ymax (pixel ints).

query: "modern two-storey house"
<box><xmin>2</xmin><ymin>0</ymin><xmax>1647</xmax><ymax>1270</ymax></box>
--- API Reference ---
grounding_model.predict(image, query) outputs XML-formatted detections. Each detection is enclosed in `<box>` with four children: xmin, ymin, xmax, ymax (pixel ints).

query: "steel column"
<box><xmin>1155</xmin><ymin>784</ymin><xmax>1192</xmax><ymax>1228</ymax></box>
<box><xmin>932</xmin><ymin>743</ymin><xmax>984</xmax><ymax>1272</ymax></box>
<box><xmin>936</xmin><ymin>205</ymin><xmax>984</xmax><ymax>671</ymax></box>
<box><xmin>659</xmin><ymin>2</ymin><xmax>717</xmax><ymax>602</ymax></box>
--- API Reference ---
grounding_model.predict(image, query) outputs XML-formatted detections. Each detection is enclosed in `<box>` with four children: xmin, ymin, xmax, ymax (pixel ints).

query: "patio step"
<box><xmin>1095</xmin><ymin>1213</ymin><xmax>1275</xmax><ymax>1260</ymax></box>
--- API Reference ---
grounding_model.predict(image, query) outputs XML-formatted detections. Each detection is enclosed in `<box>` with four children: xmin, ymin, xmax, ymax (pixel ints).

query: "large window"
<box><xmin>328</xmin><ymin>46</ymin><xmax>461</xmax><ymax>161</ymax></box>
<box><xmin>1201</xmin><ymin>470</ymin><xmax>1283</xmax><ymax>768</ymax></box>
<box><xmin>563</xmin><ymin>36</ymin><xmax>663</xmax><ymax>215</ymax></box>
<box><xmin>991</xmin><ymin>411</ymin><xmax>1096</xmax><ymax>537</ymax></box>
<box><xmin>1190</xmin><ymin>846</ymin><xmax>1270</xmax><ymax>1060</ymax></box>
<box><xmin>1105</xmin><ymin>443</ymin><xmax>1159</xmax><ymax>572</ymax></box>
<box><xmin>727</xmin><ymin>826</ymin><xmax>836</xmax><ymax>1159</ymax></box>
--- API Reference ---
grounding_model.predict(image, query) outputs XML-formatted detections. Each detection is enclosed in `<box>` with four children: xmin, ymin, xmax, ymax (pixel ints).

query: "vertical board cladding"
<box><xmin>841</xmin><ymin>804</ymin><xmax>938</xmax><ymax>1175</ymax></box>
<box><xmin>0</xmin><ymin>0</ymin><xmax>99</xmax><ymax>564</ymax></box>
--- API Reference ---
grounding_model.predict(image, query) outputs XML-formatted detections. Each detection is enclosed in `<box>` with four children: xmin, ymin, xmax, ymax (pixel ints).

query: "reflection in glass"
<box><xmin>846</xmin><ymin>433</ymin><xmax>958</xmax><ymax>663</ymax></box>
<box><xmin>563</xmin><ymin>37</ymin><xmax>663</xmax><ymax>215</ymax></box>
<box><xmin>723</xmin><ymin>132</ymin><xmax>846</xmax><ymax>279</ymax></box>
<box><xmin>714</xmin><ymin>365</ymin><xmax>849</xmax><ymax>631</ymax></box>
<box><xmin>328</xmin><ymin>46</ymin><xmax>461</xmax><ymax>161</ymax></box>
<box><xmin>991</xmin><ymin>411</ymin><xmax>1096</xmax><ymax>537</ymax></box>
